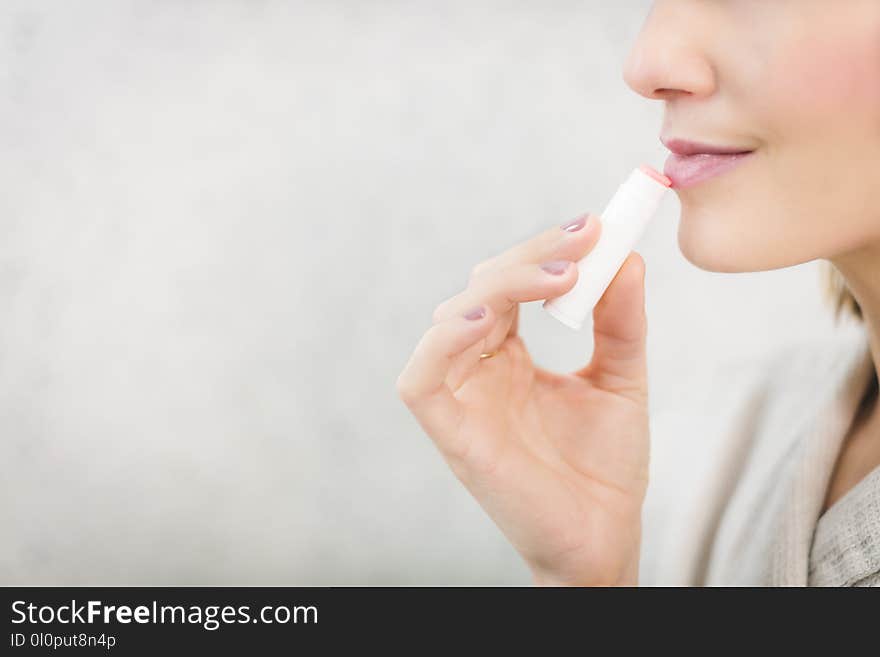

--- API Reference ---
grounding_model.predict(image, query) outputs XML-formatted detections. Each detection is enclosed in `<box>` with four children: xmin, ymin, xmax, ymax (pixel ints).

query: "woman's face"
<box><xmin>624</xmin><ymin>0</ymin><xmax>880</xmax><ymax>273</ymax></box>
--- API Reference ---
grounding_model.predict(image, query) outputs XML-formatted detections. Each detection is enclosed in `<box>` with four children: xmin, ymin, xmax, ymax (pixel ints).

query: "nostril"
<box><xmin>654</xmin><ymin>88</ymin><xmax>694</xmax><ymax>100</ymax></box>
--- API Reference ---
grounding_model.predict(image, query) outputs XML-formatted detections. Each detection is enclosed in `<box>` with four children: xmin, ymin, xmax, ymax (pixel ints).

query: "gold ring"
<box><xmin>479</xmin><ymin>351</ymin><xmax>497</xmax><ymax>360</ymax></box>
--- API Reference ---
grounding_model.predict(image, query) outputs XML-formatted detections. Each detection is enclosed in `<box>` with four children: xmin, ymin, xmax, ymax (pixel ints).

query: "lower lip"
<box><xmin>664</xmin><ymin>151</ymin><xmax>754</xmax><ymax>189</ymax></box>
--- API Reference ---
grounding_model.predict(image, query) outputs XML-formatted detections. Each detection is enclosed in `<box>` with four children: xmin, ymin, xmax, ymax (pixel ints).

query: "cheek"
<box><xmin>760</xmin><ymin>24</ymin><xmax>880</xmax><ymax>133</ymax></box>
<box><xmin>676</xmin><ymin>8</ymin><xmax>880</xmax><ymax>273</ymax></box>
<box><xmin>745</xmin><ymin>25</ymin><xmax>880</xmax><ymax>261</ymax></box>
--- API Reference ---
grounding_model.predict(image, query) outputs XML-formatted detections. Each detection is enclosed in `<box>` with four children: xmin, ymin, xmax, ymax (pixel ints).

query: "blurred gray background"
<box><xmin>0</xmin><ymin>0</ymin><xmax>853</xmax><ymax>584</ymax></box>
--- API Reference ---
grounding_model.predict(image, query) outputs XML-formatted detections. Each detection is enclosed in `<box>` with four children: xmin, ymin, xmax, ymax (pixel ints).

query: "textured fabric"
<box><xmin>640</xmin><ymin>328</ymin><xmax>879</xmax><ymax>586</ymax></box>
<box><xmin>809</xmin><ymin>464</ymin><xmax>880</xmax><ymax>586</ymax></box>
<box><xmin>853</xmin><ymin>571</ymin><xmax>880</xmax><ymax>587</ymax></box>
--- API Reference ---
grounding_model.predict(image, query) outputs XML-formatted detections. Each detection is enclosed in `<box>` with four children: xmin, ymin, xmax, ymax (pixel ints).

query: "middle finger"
<box><xmin>433</xmin><ymin>259</ymin><xmax>579</xmax><ymax>323</ymax></box>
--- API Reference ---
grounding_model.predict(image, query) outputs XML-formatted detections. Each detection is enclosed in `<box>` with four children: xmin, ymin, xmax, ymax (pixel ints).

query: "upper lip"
<box><xmin>661</xmin><ymin>137</ymin><xmax>754</xmax><ymax>156</ymax></box>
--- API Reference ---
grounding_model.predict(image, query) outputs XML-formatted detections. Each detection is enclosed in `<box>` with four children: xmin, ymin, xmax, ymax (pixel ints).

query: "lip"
<box><xmin>661</xmin><ymin>138</ymin><xmax>755</xmax><ymax>189</ymax></box>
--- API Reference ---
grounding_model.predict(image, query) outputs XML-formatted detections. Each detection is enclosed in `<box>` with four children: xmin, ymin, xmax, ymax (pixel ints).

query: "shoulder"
<box><xmin>732</xmin><ymin>329</ymin><xmax>871</xmax><ymax>444</ymax></box>
<box><xmin>640</xmin><ymin>329</ymin><xmax>869</xmax><ymax>585</ymax></box>
<box><xmin>649</xmin><ymin>328</ymin><xmax>869</xmax><ymax>439</ymax></box>
<box><xmin>754</xmin><ymin>329</ymin><xmax>869</xmax><ymax>400</ymax></box>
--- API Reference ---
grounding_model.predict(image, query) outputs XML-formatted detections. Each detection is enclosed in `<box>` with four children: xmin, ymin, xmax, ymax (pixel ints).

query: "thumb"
<box><xmin>576</xmin><ymin>252</ymin><xmax>649</xmax><ymax>400</ymax></box>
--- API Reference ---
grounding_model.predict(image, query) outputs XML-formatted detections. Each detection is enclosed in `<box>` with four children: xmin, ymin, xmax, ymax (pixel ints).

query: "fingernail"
<box><xmin>560</xmin><ymin>214</ymin><xmax>588</xmax><ymax>232</ymax></box>
<box><xmin>540</xmin><ymin>260</ymin><xmax>570</xmax><ymax>275</ymax></box>
<box><xmin>463</xmin><ymin>305</ymin><xmax>486</xmax><ymax>320</ymax></box>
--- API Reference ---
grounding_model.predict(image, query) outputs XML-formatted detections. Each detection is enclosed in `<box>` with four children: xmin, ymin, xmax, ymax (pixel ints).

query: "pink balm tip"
<box><xmin>639</xmin><ymin>164</ymin><xmax>672</xmax><ymax>188</ymax></box>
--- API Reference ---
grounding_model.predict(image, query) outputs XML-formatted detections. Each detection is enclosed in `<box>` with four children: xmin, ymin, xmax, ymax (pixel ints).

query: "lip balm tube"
<box><xmin>543</xmin><ymin>165</ymin><xmax>671</xmax><ymax>330</ymax></box>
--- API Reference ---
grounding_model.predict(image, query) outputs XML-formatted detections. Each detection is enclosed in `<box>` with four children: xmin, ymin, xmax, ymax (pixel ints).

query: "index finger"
<box><xmin>472</xmin><ymin>213</ymin><xmax>596</xmax><ymax>279</ymax></box>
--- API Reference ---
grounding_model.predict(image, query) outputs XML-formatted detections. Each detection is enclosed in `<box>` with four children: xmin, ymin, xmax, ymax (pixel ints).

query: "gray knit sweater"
<box><xmin>809</xmin><ymin>463</ymin><xmax>880</xmax><ymax>586</ymax></box>
<box><xmin>640</xmin><ymin>328</ymin><xmax>880</xmax><ymax>586</ymax></box>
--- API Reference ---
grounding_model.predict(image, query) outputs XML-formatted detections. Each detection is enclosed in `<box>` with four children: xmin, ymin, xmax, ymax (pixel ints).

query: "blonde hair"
<box><xmin>822</xmin><ymin>261</ymin><xmax>863</xmax><ymax>322</ymax></box>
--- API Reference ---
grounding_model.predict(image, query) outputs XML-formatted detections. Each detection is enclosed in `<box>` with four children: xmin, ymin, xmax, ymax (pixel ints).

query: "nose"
<box><xmin>623</xmin><ymin>2</ymin><xmax>716</xmax><ymax>101</ymax></box>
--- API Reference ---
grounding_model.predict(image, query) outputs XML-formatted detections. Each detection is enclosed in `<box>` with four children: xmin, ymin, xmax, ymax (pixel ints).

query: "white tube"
<box><xmin>543</xmin><ymin>165</ymin><xmax>670</xmax><ymax>330</ymax></box>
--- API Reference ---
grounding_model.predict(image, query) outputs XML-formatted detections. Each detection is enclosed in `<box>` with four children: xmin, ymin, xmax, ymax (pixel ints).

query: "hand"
<box><xmin>396</xmin><ymin>213</ymin><xmax>651</xmax><ymax>586</ymax></box>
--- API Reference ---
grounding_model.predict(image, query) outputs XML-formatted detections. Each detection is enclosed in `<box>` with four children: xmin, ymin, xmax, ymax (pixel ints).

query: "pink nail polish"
<box><xmin>560</xmin><ymin>215</ymin><xmax>588</xmax><ymax>232</ymax></box>
<box><xmin>540</xmin><ymin>260</ymin><xmax>570</xmax><ymax>275</ymax></box>
<box><xmin>464</xmin><ymin>305</ymin><xmax>486</xmax><ymax>320</ymax></box>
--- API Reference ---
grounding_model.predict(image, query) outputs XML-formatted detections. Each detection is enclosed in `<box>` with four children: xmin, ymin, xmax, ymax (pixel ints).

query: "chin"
<box><xmin>675</xmin><ymin>204</ymin><xmax>747</xmax><ymax>273</ymax></box>
<box><xmin>676</xmin><ymin>212</ymin><xmax>818</xmax><ymax>274</ymax></box>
